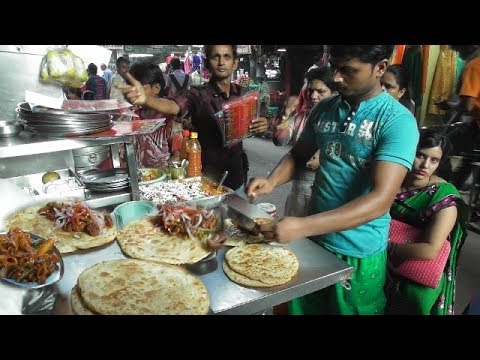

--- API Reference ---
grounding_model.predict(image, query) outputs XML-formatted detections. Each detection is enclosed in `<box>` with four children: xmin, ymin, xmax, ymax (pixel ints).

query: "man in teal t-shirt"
<box><xmin>247</xmin><ymin>46</ymin><xmax>419</xmax><ymax>315</ymax></box>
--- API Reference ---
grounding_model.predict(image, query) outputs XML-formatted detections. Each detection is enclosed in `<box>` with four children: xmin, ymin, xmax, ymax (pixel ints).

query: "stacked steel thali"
<box><xmin>79</xmin><ymin>168</ymin><xmax>130</xmax><ymax>192</ymax></box>
<box><xmin>16</xmin><ymin>102</ymin><xmax>114</xmax><ymax>137</ymax></box>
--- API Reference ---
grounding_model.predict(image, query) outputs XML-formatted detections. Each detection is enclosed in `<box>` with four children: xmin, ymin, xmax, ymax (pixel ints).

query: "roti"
<box><xmin>77</xmin><ymin>259</ymin><xmax>209</xmax><ymax>315</ymax></box>
<box><xmin>117</xmin><ymin>217</ymin><xmax>212</xmax><ymax>265</ymax></box>
<box><xmin>253</xmin><ymin>217</ymin><xmax>272</xmax><ymax>225</ymax></box>
<box><xmin>225</xmin><ymin>244</ymin><xmax>299</xmax><ymax>286</ymax></box>
<box><xmin>224</xmin><ymin>236</ymin><xmax>249</xmax><ymax>247</ymax></box>
<box><xmin>223</xmin><ymin>218</ymin><xmax>263</xmax><ymax>247</ymax></box>
<box><xmin>5</xmin><ymin>204</ymin><xmax>117</xmax><ymax>253</ymax></box>
<box><xmin>71</xmin><ymin>285</ymin><xmax>96</xmax><ymax>315</ymax></box>
<box><xmin>222</xmin><ymin>260</ymin><xmax>274</xmax><ymax>288</ymax></box>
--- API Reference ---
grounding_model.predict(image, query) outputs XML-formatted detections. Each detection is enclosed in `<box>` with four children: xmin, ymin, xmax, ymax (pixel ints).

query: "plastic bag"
<box><xmin>39</xmin><ymin>47</ymin><xmax>88</xmax><ymax>88</ymax></box>
<box><xmin>61</xmin><ymin>99</ymin><xmax>135</xmax><ymax>112</ymax></box>
<box><xmin>215</xmin><ymin>92</ymin><xmax>259</xmax><ymax>147</ymax></box>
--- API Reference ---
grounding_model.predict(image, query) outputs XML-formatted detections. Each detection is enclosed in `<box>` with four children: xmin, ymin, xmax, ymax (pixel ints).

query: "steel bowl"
<box><xmin>0</xmin><ymin>123</ymin><xmax>23</xmax><ymax>137</ymax></box>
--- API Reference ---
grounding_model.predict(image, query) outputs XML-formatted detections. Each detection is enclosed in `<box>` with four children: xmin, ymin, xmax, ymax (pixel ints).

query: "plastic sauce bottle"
<box><xmin>186</xmin><ymin>132</ymin><xmax>202</xmax><ymax>177</ymax></box>
<box><xmin>180</xmin><ymin>129</ymin><xmax>190</xmax><ymax>160</ymax></box>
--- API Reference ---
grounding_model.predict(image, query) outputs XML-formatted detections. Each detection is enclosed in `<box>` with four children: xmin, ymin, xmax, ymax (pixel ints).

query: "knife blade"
<box><xmin>226</xmin><ymin>205</ymin><xmax>261</xmax><ymax>236</ymax></box>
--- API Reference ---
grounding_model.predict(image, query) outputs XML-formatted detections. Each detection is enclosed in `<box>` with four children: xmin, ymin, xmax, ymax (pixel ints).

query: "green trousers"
<box><xmin>289</xmin><ymin>249</ymin><xmax>387</xmax><ymax>315</ymax></box>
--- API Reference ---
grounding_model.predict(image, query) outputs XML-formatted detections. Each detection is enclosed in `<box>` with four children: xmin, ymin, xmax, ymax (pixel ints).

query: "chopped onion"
<box><xmin>185</xmin><ymin>225</ymin><xmax>194</xmax><ymax>240</ymax></box>
<box><xmin>202</xmin><ymin>209</ymin><xmax>214</xmax><ymax>219</ymax></box>
<box><xmin>194</xmin><ymin>214</ymin><xmax>203</xmax><ymax>228</ymax></box>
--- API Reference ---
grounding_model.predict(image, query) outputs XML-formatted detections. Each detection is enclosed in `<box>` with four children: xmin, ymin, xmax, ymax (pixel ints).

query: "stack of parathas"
<box><xmin>116</xmin><ymin>217</ymin><xmax>212</xmax><ymax>265</ymax></box>
<box><xmin>71</xmin><ymin>259</ymin><xmax>210</xmax><ymax>315</ymax></box>
<box><xmin>5</xmin><ymin>204</ymin><xmax>117</xmax><ymax>253</ymax></box>
<box><xmin>223</xmin><ymin>244</ymin><xmax>299</xmax><ymax>287</ymax></box>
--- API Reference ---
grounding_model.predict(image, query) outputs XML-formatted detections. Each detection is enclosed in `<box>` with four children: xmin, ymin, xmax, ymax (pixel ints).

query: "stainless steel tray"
<box><xmin>80</xmin><ymin>168</ymin><xmax>130</xmax><ymax>184</ymax></box>
<box><xmin>18</xmin><ymin>102</ymin><xmax>121</xmax><ymax>116</ymax></box>
<box><xmin>19</xmin><ymin>113</ymin><xmax>112</xmax><ymax>124</ymax></box>
<box><xmin>24</xmin><ymin>121</ymin><xmax>114</xmax><ymax>137</ymax></box>
<box><xmin>174</xmin><ymin>177</ymin><xmax>234</xmax><ymax>209</ymax></box>
<box><xmin>22</xmin><ymin>121</ymin><xmax>112</xmax><ymax>129</ymax></box>
<box><xmin>139</xmin><ymin>176</ymin><xmax>234</xmax><ymax>209</ymax></box>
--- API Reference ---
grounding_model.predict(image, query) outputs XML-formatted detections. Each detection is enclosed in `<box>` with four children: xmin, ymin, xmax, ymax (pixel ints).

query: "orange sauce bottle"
<box><xmin>186</xmin><ymin>132</ymin><xmax>202</xmax><ymax>177</ymax></box>
<box><xmin>180</xmin><ymin>129</ymin><xmax>190</xmax><ymax>160</ymax></box>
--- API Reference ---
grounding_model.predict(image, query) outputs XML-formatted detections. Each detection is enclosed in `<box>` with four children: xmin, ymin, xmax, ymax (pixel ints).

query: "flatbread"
<box><xmin>71</xmin><ymin>285</ymin><xmax>96</xmax><ymax>315</ymax></box>
<box><xmin>117</xmin><ymin>217</ymin><xmax>212</xmax><ymax>265</ymax></box>
<box><xmin>77</xmin><ymin>259</ymin><xmax>209</xmax><ymax>315</ymax></box>
<box><xmin>222</xmin><ymin>260</ymin><xmax>274</xmax><ymax>288</ymax></box>
<box><xmin>253</xmin><ymin>218</ymin><xmax>272</xmax><ymax>225</ymax></box>
<box><xmin>224</xmin><ymin>236</ymin><xmax>249</xmax><ymax>247</ymax></box>
<box><xmin>5</xmin><ymin>204</ymin><xmax>117</xmax><ymax>253</ymax></box>
<box><xmin>225</xmin><ymin>244</ymin><xmax>299</xmax><ymax>286</ymax></box>
<box><xmin>223</xmin><ymin>218</ymin><xmax>263</xmax><ymax>247</ymax></box>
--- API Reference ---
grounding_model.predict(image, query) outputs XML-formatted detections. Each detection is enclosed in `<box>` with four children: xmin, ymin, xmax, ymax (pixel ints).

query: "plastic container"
<box><xmin>180</xmin><ymin>129</ymin><xmax>190</xmax><ymax>160</ymax></box>
<box><xmin>256</xmin><ymin>203</ymin><xmax>277</xmax><ymax>218</ymax></box>
<box><xmin>186</xmin><ymin>132</ymin><xmax>202</xmax><ymax>177</ymax></box>
<box><xmin>219</xmin><ymin>92</ymin><xmax>259</xmax><ymax>146</ymax></box>
<box><xmin>113</xmin><ymin>200</ymin><xmax>156</xmax><ymax>229</ymax></box>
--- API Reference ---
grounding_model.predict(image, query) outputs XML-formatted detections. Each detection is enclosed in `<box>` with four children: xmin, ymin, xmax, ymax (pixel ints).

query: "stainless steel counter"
<box><xmin>202</xmin><ymin>239</ymin><xmax>353</xmax><ymax>314</ymax></box>
<box><xmin>0</xmin><ymin>194</ymin><xmax>353</xmax><ymax>315</ymax></box>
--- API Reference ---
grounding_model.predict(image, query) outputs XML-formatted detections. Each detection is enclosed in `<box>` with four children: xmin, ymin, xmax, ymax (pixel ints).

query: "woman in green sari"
<box><xmin>386</xmin><ymin>128</ymin><xmax>467</xmax><ymax>315</ymax></box>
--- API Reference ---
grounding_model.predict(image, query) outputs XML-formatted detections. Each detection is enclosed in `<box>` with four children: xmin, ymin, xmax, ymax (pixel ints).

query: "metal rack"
<box><xmin>0</xmin><ymin>130</ymin><xmax>140</xmax><ymax>209</ymax></box>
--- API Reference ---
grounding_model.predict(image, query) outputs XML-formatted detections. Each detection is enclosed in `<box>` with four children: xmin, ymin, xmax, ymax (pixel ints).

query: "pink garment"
<box><xmin>184</xmin><ymin>55</ymin><xmax>191</xmax><ymax>74</ymax></box>
<box><xmin>293</xmin><ymin>87</ymin><xmax>314</xmax><ymax>142</ymax></box>
<box><xmin>389</xmin><ymin>219</ymin><xmax>451</xmax><ymax>289</ymax></box>
<box><xmin>133</xmin><ymin>110</ymin><xmax>182</xmax><ymax>167</ymax></box>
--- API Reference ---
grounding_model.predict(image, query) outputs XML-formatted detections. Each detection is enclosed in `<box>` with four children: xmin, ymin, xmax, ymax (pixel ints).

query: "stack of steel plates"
<box><xmin>16</xmin><ymin>102</ymin><xmax>114</xmax><ymax>137</ymax></box>
<box><xmin>79</xmin><ymin>168</ymin><xmax>130</xmax><ymax>192</ymax></box>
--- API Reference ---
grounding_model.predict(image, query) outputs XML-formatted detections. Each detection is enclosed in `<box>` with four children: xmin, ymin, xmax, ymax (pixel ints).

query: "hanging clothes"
<box><xmin>422</xmin><ymin>45</ymin><xmax>430</xmax><ymax>94</ymax></box>
<box><xmin>403</xmin><ymin>45</ymin><xmax>423</xmax><ymax>109</ymax></box>
<box><xmin>192</xmin><ymin>53</ymin><xmax>201</xmax><ymax>72</ymax></box>
<box><xmin>321</xmin><ymin>45</ymin><xmax>330</xmax><ymax>67</ymax></box>
<box><xmin>428</xmin><ymin>45</ymin><xmax>457</xmax><ymax>115</ymax></box>
<box><xmin>392</xmin><ymin>45</ymin><xmax>406</xmax><ymax>65</ymax></box>
<box><xmin>455</xmin><ymin>56</ymin><xmax>465</xmax><ymax>89</ymax></box>
<box><xmin>184</xmin><ymin>51</ymin><xmax>191</xmax><ymax>74</ymax></box>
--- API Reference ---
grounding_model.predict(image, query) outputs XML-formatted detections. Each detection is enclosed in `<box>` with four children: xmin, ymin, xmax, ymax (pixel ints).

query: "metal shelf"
<box><xmin>0</xmin><ymin>130</ymin><xmax>139</xmax><ymax>209</ymax></box>
<box><xmin>0</xmin><ymin>130</ymin><xmax>131</xmax><ymax>159</ymax></box>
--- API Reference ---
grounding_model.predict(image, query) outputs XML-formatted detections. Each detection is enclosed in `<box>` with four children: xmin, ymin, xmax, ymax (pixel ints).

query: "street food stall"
<box><xmin>0</xmin><ymin>45</ymin><xmax>352</xmax><ymax>315</ymax></box>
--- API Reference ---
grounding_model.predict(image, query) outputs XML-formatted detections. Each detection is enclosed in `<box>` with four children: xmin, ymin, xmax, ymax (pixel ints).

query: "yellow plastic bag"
<box><xmin>39</xmin><ymin>47</ymin><xmax>88</xmax><ymax>88</ymax></box>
